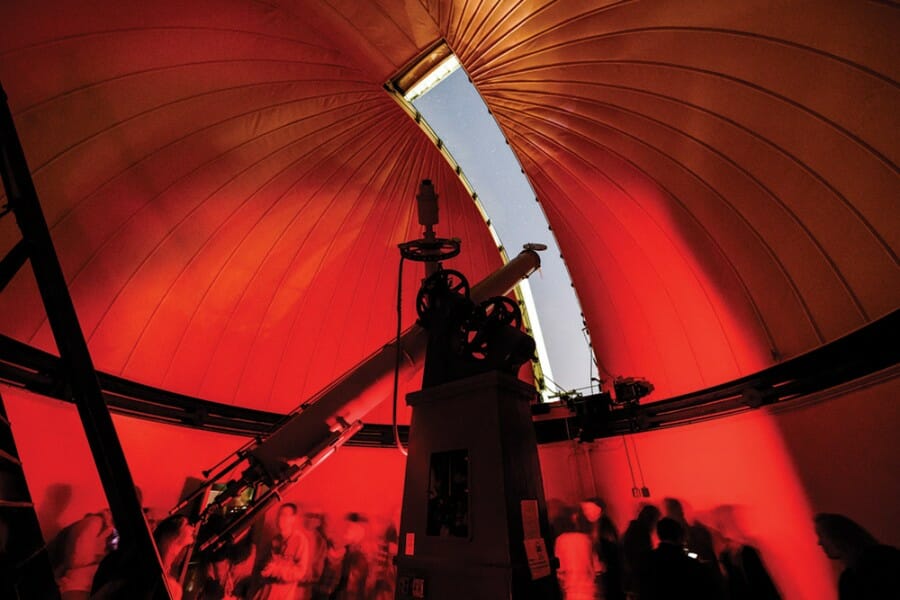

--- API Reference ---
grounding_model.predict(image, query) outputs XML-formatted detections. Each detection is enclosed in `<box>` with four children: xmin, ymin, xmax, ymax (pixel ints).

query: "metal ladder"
<box><xmin>0</xmin><ymin>390</ymin><xmax>60</xmax><ymax>598</ymax></box>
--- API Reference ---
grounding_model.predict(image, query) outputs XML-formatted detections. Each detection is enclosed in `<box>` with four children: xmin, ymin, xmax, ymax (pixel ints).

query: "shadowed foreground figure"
<box><xmin>643</xmin><ymin>518</ymin><xmax>714</xmax><ymax>600</ymax></box>
<box><xmin>91</xmin><ymin>514</ymin><xmax>194</xmax><ymax>599</ymax></box>
<box><xmin>712</xmin><ymin>504</ymin><xmax>779</xmax><ymax>600</ymax></box>
<box><xmin>332</xmin><ymin>513</ymin><xmax>369</xmax><ymax>600</ymax></box>
<box><xmin>622</xmin><ymin>504</ymin><xmax>661</xmax><ymax>598</ymax></box>
<box><xmin>196</xmin><ymin>529</ymin><xmax>256</xmax><ymax>600</ymax></box>
<box><xmin>814</xmin><ymin>513</ymin><xmax>900</xmax><ymax>600</ymax></box>
<box><xmin>54</xmin><ymin>509</ymin><xmax>114</xmax><ymax>599</ymax></box>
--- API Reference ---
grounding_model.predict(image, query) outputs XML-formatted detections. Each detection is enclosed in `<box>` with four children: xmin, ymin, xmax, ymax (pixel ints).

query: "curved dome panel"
<box><xmin>0</xmin><ymin>0</ymin><xmax>502</xmax><ymax>411</ymax></box>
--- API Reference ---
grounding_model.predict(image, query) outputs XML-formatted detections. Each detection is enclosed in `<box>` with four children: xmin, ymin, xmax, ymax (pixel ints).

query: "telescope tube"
<box><xmin>248</xmin><ymin>248</ymin><xmax>541</xmax><ymax>475</ymax></box>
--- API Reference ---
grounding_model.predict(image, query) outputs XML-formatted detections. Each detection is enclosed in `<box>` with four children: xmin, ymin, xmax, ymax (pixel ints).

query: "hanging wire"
<box><xmin>631</xmin><ymin>435</ymin><xmax>648</xmax><ymax>489</ymax></box>
<box><xmin>585</xmin><ymin>444</ymin><xmax>598</xmax><ymax>497</ymax></box>
<box><xmin>391</xmin><ymin>255</ymin><xmax>408</xmax><ymax>456</ymax></box>
<box><xmin>581</xmin><ymin>324</ymin><xmax>595</xmax><ymax>393</ymax></box>
<box><xmin>622</xmin><ymin>435</ymin><xmax>638</xmax><ymax>490</ymax></box>
<box><xmin>567</xmin><ymin>440</ymin><xmax>583</xmax><ymax>496</ymax></box>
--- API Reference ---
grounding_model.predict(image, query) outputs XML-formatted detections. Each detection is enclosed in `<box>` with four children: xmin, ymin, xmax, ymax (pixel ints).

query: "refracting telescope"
<box><xmin>170</xmin><ymin>181</ymin><xmax>543</xmax><ymax>560</ymax></box>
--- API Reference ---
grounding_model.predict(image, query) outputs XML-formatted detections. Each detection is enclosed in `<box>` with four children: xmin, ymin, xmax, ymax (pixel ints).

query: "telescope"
<box><xmin>172</xmin><ymin>181</ymin><xmax>543</xmax><ymax>557</ymax></box>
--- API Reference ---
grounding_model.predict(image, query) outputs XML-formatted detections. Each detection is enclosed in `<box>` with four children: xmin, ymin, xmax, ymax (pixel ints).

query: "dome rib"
<box><xmin>124</xmin><ymin>101</ymin><xmax>390</xmax><ymax>385</ymax></box>
<box><xmin>264</xmin><ymin>115</ymin><xmax>420</xmax><ymax>407</ymax></box>
<box><xmin>198</xmin><ymin>109</ymin><xmax>411</xmax><ymax>406</ymax></box>
<box><xmin>63</xmin><ymin>97</ymin><xmax>385</xmax><ymax>351</ymax></box>
<box><xmin>490</xmin><ymin>89</ymin><xmax>875</xmax><ymax>337</ymax></box>
<box><xmin>497</xmin><ymin>113</ymin><xmax>748</xmax><ymax>388</ymax></box>
<box><xmin>490</xmin><ymin>94</ymin><xmax>781</xmax><ymax>351</ymax></box>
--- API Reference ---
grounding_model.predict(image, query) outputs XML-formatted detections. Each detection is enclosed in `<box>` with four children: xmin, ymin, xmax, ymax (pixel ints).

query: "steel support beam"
<box><xmin>0</xmin><ymin>238</ymin><xmax>28</xmax><ymax>293</ymax></box>
<box><xmin>0</xmin><ymin>83</ymin><xmax>171</xmax><ymax>598</ymax></box>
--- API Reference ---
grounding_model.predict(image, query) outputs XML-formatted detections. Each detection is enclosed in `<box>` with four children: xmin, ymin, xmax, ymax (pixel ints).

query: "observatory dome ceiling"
<box><xmin>1</xmin><ymin>0</ymin><xmax>897</xmax><ymax>411</ymax></box>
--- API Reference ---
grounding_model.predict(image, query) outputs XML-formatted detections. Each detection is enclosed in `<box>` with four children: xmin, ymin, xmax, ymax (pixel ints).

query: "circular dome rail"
<box><xmin>0</xmin><ymin>310</ymin><xmax>895</xmax><ymax>445</ymax></box>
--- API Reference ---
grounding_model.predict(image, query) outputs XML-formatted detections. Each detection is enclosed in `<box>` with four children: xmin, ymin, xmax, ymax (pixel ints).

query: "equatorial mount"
<box><xmin>464</xmin><ymin>297</ymin><xmax>523</xmax><ymax>360</ymax></box>
<box><xmin>416</xmin><ymin>269</ymin><xmax>470</xmax><ymax>326</ymax></box>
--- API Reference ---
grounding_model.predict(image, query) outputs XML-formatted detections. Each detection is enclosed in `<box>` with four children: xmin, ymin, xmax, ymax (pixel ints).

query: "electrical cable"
<box><xmin>589</xmin><ymin>354</ymin><xmax>594</xmax><ymax>393</ymax></box>
<box><xmin>631</xmin><ymin>436</ymin><xmax>647</xmax><ymax>489</ymax></box>
<box><xmin>622</xmin><ymin>434</ymin><xmax>638</xmax><ymax>490</ymax></box>
<box><xmin>581</xmin><ymin>325</ymin><xmax>594</xmax><ymax>393</ymax></box>
<box><xmin>391</xmin><ymin>255</ymin><xmax>408</xmax><ymax>456</ymax></box>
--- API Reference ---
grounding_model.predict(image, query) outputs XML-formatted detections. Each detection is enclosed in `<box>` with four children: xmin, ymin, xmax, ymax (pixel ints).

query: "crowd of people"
<box><xmin>47</xmin><ymin>493</ymin><xmax>899</xmax><ymax>600</ymax></box>
<box><xmin>188</xmin><ymin>504</ymin><xmax>396</xmax><ymax>600</ymax></box>
<box><xmin>550</xmin><ymin>497</ymin><xmax>899</xmax><ymax>600</ymax></box>
<box><xmin>50</xmin><ymin>500</ymin><xmax>398</xmax><ymax>600</ymax></box>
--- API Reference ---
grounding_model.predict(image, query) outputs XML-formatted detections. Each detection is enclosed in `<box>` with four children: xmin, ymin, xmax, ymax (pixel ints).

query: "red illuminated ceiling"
<box><xmin>0</xmin><ymin>1</ymin><xmax>897</xmax><ymax>410</ymax></box>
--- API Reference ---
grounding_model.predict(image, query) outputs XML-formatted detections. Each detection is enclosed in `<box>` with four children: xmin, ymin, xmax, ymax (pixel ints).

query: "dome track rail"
<box><xmin>0</xmin><ymin>309</ymin><xmax>895</xmax><ymax>444</ymax></box>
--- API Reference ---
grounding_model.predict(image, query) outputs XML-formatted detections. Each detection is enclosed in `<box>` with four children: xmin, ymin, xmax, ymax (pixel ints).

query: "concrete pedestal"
<box><xmin>395</xmin><ymin>371</ymin><xmax>559</xmax><ymax>600</ymax></box>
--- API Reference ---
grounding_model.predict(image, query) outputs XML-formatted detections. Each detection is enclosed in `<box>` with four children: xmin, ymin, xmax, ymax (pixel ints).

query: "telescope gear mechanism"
<box><xmin>417</xmin><ymin>267</ymin><xmax>536</xmax><ymax>388</ymax></box>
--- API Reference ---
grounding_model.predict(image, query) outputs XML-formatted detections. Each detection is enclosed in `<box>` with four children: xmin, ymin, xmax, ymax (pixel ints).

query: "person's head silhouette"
<box><xmin>657</xmin><ymin>517</ymin><xmax>685</xmax><ymax>546</ymax></box>
<box><xmin>814</xmin><ymin>513</ymin><xmax>877</xmax><ymax>562</ymax></box>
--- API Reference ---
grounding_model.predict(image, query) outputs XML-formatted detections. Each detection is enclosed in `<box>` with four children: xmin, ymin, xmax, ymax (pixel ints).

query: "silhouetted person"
<box><xmin>622</xmin><ymin>504</ymin><xmax>660</xmax><ymax>597</ymax></box>
<box><xmin>55</xmin><ymin>508</ymin><xmax>115</xmax><ymax>599</ymax></box>
<box><xmin>197</xmin><ymin>532</ymin><xmax>256</xmax><ymax>600</ymax></box>
<box><xmin>718</xmin><ymin>543</ymin><xmax>779</xmax><ymax>600</ymax></box>
<box><xmin>198</xmin><ymin>552</ymin><xmax>237</xmax><ymax>600</ymax></box>
<box><xmin>664</xmin><ymin>498</ymin><xmax>723</xmax><ymax>597</ymax></box>
<box><xmin>91</xmin><ymin>514</ymin><xmax>194</xmax><ymax>600</ymax></box>
<box><xmin>370</xmin><ymin>520</ymin><xmax>398</xmax><ymax>600</ymax></box>
<box><xmin>332</xmin><ymin>512</ymin><xmax>369</xmax><ymax>600</ymax></box>
<box><xmin>643</xmin><ymin>517</ymin><xmax>713</xmax><ymax>600</ymax></box>
<box><xmin>814</xmin><ymin>513</ymin><xmax>900</xmax><ymax>600</ymax></box>
<box><xmin>712</xmin><ymin>504</ymin><xmax>778</xmax><ymax>600</ymax></box>
<box><xmin>307</xmin><ymin>513</ymin><xmax>341</xmax><ymax>600</ymax></box>
<box><xmin>581</xmin><ymin>498</ymin><xmax>624</xmax><ymax>600</ymax></box>
<box><xmin>663</xmin><ymin>498</ymin><xmax>717</xmax><ymax>563</ymax></box>
<box><xmin>314</xmin><ymin>542</ymin><xmax>343</xmax><ymax>600</ymax></box>
<box><xmin>79</xmin><ymin>488</ymin><xmax>155</xmax><ymax>599</ymax></box>
<box><xmin>302</xmin><ymin>511</ymin><xmax>329</xmax><ymax>600</ymax></box>
<box><xmin>719</xmin><ymin>545</ymin><xmax>779</xmax><ymax>600</ymax></box>
<box><xmin>155</xmin><ymin>515</ymin><xmax>195</xmax><ymax>600</ymax></box>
